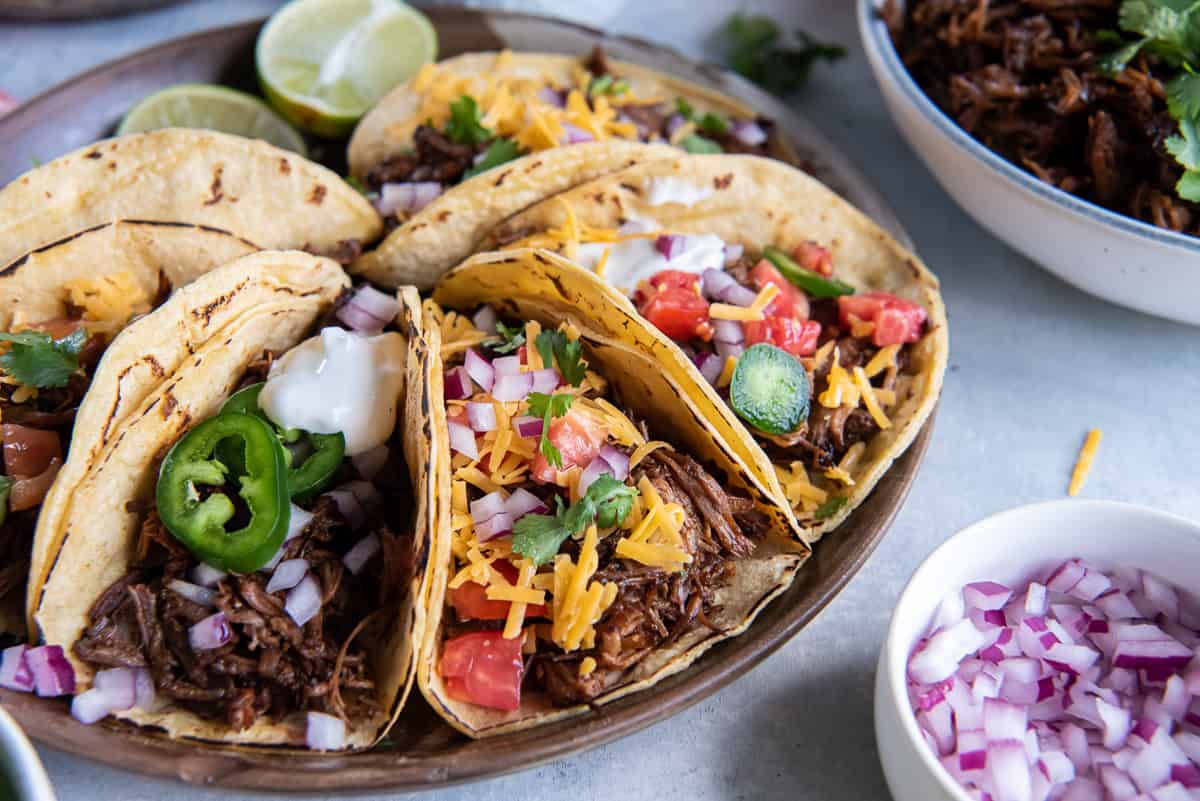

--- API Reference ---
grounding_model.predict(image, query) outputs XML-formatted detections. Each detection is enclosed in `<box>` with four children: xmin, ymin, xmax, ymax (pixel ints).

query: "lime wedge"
<box><xmin>117</xmin><ymin>84</ymin><xmax>308</xmax><ymax>155</ymax></box>
<box><xmin>256</xmin><ymin>0</ymin><xmax>437</xmax><ymax>139</ymax></box>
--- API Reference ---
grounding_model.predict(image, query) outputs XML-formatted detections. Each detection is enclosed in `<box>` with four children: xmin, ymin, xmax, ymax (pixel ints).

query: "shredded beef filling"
<box><xmin>75</xmin><ymin>497</ymin><xmax>405</xmax><ymax>731</ymax></box>
<box><xmin>884</xmin><ymin>0</ymin><xmax>1200</xmax><ymax>235</ymax></box>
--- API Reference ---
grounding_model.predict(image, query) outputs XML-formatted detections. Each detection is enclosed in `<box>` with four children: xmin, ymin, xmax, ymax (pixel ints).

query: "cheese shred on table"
<box><xmin>1067</xmin><ymin>429</ymin><xmax>1102</xmax><ymax>497</ymax></box>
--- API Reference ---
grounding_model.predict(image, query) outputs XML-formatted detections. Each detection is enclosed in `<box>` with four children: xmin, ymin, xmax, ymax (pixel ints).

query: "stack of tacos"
<box><xmin>0</xmin><ymin>40</ymin><xmax>946</xmax><ymax>753</ymax></box>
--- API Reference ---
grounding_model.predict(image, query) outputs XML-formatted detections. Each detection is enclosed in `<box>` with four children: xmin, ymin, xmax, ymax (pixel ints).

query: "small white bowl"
<box><xmin>857</xmin><ymin>0</ymin><xmax>1200</xmax><ymax>327</ymax></box>
<box><xmin>0</xmin><ymin>706</ymin><xmax>55</xmax><ymax>801</ymax></box>
<box><xmin>875</xmin><ymin>499</ymin><xmax>1200</xmax><ymax>801</ymax></box>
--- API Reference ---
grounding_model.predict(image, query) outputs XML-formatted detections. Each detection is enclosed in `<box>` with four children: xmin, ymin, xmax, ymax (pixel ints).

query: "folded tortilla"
<box><xmin>346</xmin><ymin>49</ymin><xmax>798</xmax><ymax>291</ymax></box>
<box><xmin>480</xmin><ymin>155</ymin><xmax>948</xmax><ymax>540</ymax></box>
<box><xmin>418</xmin><ymin>248</ymin><xmax>809</xmax><ymax>737</ymax></box>
<box><xmin>0</xmin><ymin>129</ymin><xmax>382</xmax><ymax>268</ymax></box>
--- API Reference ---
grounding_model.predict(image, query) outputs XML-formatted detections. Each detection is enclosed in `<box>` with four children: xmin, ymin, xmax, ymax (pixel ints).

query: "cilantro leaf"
<box><xmin>675</xmin><ymin>97</ymin><xmax>696</xmax><ymax>120</ymax></box>
<box><xmin>0</xmin><ymin>328</ymin><xmax>88</xmax><ymax>389</ymax></box>
<box><xmin>1177</xmin><ymin>168</ymin><xmax>1200</xmax><ymax>200</ymax></box>
<box><xmin>512</xmin><ymin>497</ymin><xmax>576</xmax><ymax>566</ymax></box>
<box><xmin>512</xmin><ymin>475</ymin><xmax>641</xmax><ymax>565</ymax></box>
<box><xmin>463</xmin><ymin>138</ymin><xmax>522</xmax><ymax>181</ymax></box>
<box><xmin>681</xmin><ymin>134</ymin><xmax>723</xmax><ymax>154</ymax></box>
<box><xmin>526</xmin><ymin>392</ymin><xmax>574</xmax><ymax>469</ymax></box>
<box><xmin>534</xmin><ymin>330</ymin><xmax>587</xmax><ymax>386</ymax></box>
<box><xmin>0</xmin><ymin>475</ymin><xmax>11</xmax><ymax>527</ymax></box>
<box><xmin>487</xmin><ymin>320</ymin><xmax>526</xmax><ymax>355</ymax></box>
<box><xmin>1169</xmin><ymin>70</ymin><xmax>1200</xmax><ymax>120</ymax></box>
<box><xmin>723</xmin><ymin>14</ymin><xmax>845</xmax><ymax>95</ymax></box>
<box><xmin>589</xmin><ymin>75</ymin><xmax>629</xmax><ymax>97</ymax></box>
<box><xmin>1095</xmin><ymin>38</ymin><xmax>1149</xmax><ymax>76</ymax></box>
<box><xmin>813</xmin><ymin>495</ymin><xmax>848</xmax><ymax>521</ymax></box>
<box><xmin>698</xmin><ymin>112</ymin><xmax>731</xmax><ymax>136</ymax></box>
<box><xmin>586</xmin><ymin>474</ymin><xmax>637</xmax><ymax>529</ymax></box>
<box><xmin>445</xmin><ymin>95</ymin><xmax>492</xmax><ymax>146</ymax></box>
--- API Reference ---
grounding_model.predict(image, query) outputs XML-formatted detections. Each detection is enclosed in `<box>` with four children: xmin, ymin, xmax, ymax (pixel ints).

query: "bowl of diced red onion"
<box><xmin>876</xmin><ymin>500</ymin><xmax>1200</xmax><ymax>801</ymax></box>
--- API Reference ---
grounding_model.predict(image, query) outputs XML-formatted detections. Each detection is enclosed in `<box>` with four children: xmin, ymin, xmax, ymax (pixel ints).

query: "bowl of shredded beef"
<box><xmin>857</xmin><ymin>0</ymin><xmax>1200</xmax><ymax>326</ymax></box>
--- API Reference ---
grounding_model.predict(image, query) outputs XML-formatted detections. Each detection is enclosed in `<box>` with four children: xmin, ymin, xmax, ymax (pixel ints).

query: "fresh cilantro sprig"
<box><xmin>445</xmin><ymin>95</ymin><xmax>493</xmax><ymax>146</ymax></box>
<box><xmin>0</xmin><ymin>329</ymin><xmax>88</xmax><ymax>389</ymax></box>
<box><xmin>526</xmin><ymin>392</ymin><xmax>573</xmax><ymax>469</ymax></box>
<box><xmin>589</xmin><ymin>75</ymin><xmax>630</xmax><ymax>97</ymax></box>
<box><xmin>487</xmin><ymin>320</ymin><xmax>526</xmax><ymax>355</ymax></box>
<box><xmin>722</xmin><ymin>14</ymin><xmax>845</xmax><ymax>95</ymax></box>
<box><xmin>512</xmin><ymin>474</ymin><xmax>638</xmax><ymax>565</ymax></box>
<box><xmin>1100</xmin><ymin>1</ymin><xmax>1200</xmax><ymax>200</ymax></box>
<box><xmin>813</xmin><ymin>495</ymin><xmax>848</xmax><ymax>522</ymax></box>
<box><xmin>463</xmin><ymin>138</ymin><xmax>522</xmax><ymax>180</ymax></box>
<box><xmin>672</xmin><ymin>100</ymin><xmax>727</xmax><ymax>153</ymax></box>
<box><xmin>535</xmin><ymin>329</ymin><xmax>587</xmax><ymax>386</ymax></box>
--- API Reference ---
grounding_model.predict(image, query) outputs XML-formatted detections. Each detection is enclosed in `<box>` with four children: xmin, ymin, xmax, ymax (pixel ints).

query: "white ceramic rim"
<box><xmin>0</xmin><ymin>707</ymin><xmax>55</xmax><ymax>801</ymax></box>
<box><xmin>856</xmin><ymin>0</ymin><xmax>1200</xmax><ymax>261</ymax></box>
<box><xmin>882</xmin><ymin>499</ymin><xmax>1200</xmax><ymax>801</ymax></box>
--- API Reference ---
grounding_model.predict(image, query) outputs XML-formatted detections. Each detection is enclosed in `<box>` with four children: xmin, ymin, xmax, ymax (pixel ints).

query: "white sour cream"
<box><xmin>644</xmin><ymin>177</ymin><xmax>714</xmax><ymax>207</ymax></box>
<box><xmin>259</xmin><ymin>327</ymin><xmax>405</xmax><ymax>456</ymax></box>
<box><xmin>576</xmin><ymin>233</ymin><xmax>727</xmax><ymax>294</ymax></box>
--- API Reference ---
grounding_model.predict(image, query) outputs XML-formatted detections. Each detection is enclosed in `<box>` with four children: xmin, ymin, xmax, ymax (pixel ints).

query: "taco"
<box><xmin>346</xmin><ymin>46</ymin><xmax>794</xmax><ymax>290</ymax></box>
<box><xmin>480</xmin><ymin>155</ymin><xmax>948</xmax><ymax>540</ymax></box>
<box><xmin>23</xmin><ymin>251</ymin><xmax>429</xmax><ymax>750</ymax></box>
<box><xmin>416</xmin><ymin>249</ymin><xmax>809</xmax><ymax>737</ymax></box>
<box><xmin>0</xmin><ymin>129</ymin><xmax>382</xmax><ymax>269</ymax></box>
<box><xmin>0</xmin><ymin>220</ymin><xmax>259</xmax><ymax>640</ymax></box>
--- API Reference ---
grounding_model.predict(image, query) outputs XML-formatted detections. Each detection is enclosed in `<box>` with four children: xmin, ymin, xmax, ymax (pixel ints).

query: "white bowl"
<box><xmin>0</xmin><ymin>706</ymin><xmax>55</xmax><ymax>801</ymax></box>
<box><xmin>875</xmin><ymin>499</ymin><xmax>1200</xmax><ymax>801</ymax></box>
<box><xmin>857</xmin><ymin>0</ymin><xmax>1200</xmax><ymax>327</ymax></box>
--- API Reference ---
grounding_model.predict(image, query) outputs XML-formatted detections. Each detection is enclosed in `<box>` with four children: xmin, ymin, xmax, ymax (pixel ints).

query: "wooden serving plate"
<box><xmin>0</xmin><ymin>8</ymin><xmax>935</xmax><ymax>792</ymax></box>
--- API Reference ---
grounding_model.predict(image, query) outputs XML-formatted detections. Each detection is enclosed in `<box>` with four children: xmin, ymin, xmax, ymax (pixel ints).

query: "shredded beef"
<box><xmin>885</xmin><ymin>0</ymin><xmax>1200</xmax><ymax>235</ymax></box>
<box><xmin>366</xmin><ymin>125</ymin><xmax>483</xmax><ymax>191</ymax></box>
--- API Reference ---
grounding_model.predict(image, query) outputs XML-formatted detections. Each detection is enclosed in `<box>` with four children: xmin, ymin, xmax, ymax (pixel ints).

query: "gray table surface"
<box><xmin>2</xmin><ymin>1</ymin><xmax>1198</xmax><ymax>799</ymax></box>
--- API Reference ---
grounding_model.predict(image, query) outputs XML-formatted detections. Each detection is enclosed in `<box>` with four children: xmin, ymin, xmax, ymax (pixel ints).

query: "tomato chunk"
<box><xmin>637</xmin><ymin>286</ymin><xmax>710</xmax><ymax>341</ymax></box>
<box><xmin>2</xmin><ymin>424</ymin><xmax>62</xmax><ymax>479</ymax></box>
<box><xmin>837</xmin><ymin>292</ymin><xmax>928</xmax><ymax>347</ymax></box>
<box><xmin>743</xmin><ymin>316</ymin><xmax>821</xmax><ymax>357</ymax></box>
<box><xmin>449</xmin><ymin>560</ymin><xmax>548</xmax><ymax>621</ymax></box>
<box><xmin>441</xmin><ymin>630</ymin><xmax>525</xmax><ymax>711</ymax></box>
<box><xmin>749</xmin><ymin>260</ymin><xmax>808</xmax><ymax>320</ymax></box>
<box><xmin>792</xmin><ymin>241</ymin><xmax>833</xmax><ymax>277</ymax></box>
<box><xmin>648</xmin><ymin>269</ymin><xmax>701</xmax><ymax>292</ymax></box>
<box><xmin>530</xmin><ymin>411</ymin><xmax>605</xmax><ymax>483</ymax></box>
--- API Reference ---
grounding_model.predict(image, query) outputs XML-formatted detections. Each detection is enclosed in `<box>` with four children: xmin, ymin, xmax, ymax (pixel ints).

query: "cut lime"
<box><xmin>256</xmin><ymin>0</ymin><xmax>437</xmax><ymax>139</ymax></box>
<box><xmin>117</xmin><ymin>84</ymin><xmax>307</xmax><ymax>155</ymax></box>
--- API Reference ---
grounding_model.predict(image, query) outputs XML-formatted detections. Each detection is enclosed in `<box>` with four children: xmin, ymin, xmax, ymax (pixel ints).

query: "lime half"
<box><xmin>256</xmin><ymin>0</ymin><xmax>437</xmax><ymax>139</ymax></box>
<box><xmin>117</xmin><ymin>84</ymin><xmax>308</xmax><ymax>155</ymax></box>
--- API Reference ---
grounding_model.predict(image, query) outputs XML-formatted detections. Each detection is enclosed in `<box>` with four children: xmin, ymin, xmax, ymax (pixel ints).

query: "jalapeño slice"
<box><xmin>729</xmin><ymin>343</ymin><xmax>810</xmax><ymax>436</ymax></box>
<box><xmin>763</xmin><ymin>246</ymin><xmax>855</xmax><ymax>298</ymax></box>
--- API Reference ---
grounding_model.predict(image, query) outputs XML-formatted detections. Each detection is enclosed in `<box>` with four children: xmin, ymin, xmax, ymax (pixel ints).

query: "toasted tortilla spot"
<box><xmin>493</xmin><ymin>169</ymin><xmax>512</xmax><ymax>187</ymax></box>
<box><xmin>714</xmin><ymin>174</ymin><xmax>733</xmax><ymax>189</ymax></box>
<box><xmin>85</xmin><ymin>150</ymin><xmax>101</xmax><ymax>160</ymax></box>
<box><xmin>279</xmin><ymin>158</ymin><xmax>291</xmax><ymax>175</ymax></box>
<box><xmin>204</xmin><ymin>166</ymin><xmax>225</xmax><ymax>206</ymax></box>
<box><xmin>436</xmin><ymin>210</ymin><xmax>451</xmax><ymax>223</ymax></box>
<box><xmin>307</xmin><ymin>184</ymin><xmax>327</xmax><ymax>205</ymax></box>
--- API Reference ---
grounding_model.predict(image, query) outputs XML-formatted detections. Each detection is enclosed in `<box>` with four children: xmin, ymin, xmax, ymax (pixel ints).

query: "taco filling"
<box><xmin>428</xmin><ymin>304</ymin><xmax>774</xmax><ymax>710</ymax></box>
<box><xmin>506</xmin><ymin>218</ymin><xmax>930</xmax><ymax>525</ymax></box>
<box><xmin>363</xmin><ymin>47</ymin><xmax>775</xmax><ymax>231</ymax></box>
<box><xmin>46</xmin><ymin>286</ymin><xmax>412</xmax><ymax>748</ymax></box>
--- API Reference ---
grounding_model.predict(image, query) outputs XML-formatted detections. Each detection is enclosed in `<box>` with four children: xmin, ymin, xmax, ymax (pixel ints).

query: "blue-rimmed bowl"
<box><xmin>858</xmin><ymin>0</ymin><xmax>1200</xmax><ymax>326</ymax></box>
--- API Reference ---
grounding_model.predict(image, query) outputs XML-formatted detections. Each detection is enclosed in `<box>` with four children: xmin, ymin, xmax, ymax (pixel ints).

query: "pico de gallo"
<box><xmin>428</xmin><ymin>303</ymin><xmax>773</xmax><ymax>711</ymax></box>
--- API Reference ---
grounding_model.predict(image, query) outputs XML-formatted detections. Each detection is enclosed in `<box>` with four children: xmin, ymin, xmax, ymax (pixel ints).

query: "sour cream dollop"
<box><xmin>576</xmin><ymin>233</ymin><xmax>726</xmax><ymax>294</ymax></box>
<box><xmin>644</xmin><ymin>176</ymin><xmax>714</xmax><ymax>207</ymax></box>
<box><xmin>259</xmin><ymin>327</ymin><xmax>405</xmax><ymax>456</ymax></box>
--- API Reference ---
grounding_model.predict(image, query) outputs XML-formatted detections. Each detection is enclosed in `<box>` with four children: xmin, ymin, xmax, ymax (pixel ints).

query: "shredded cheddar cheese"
<box><xmin>629</xmin><ymin>440</ymin><xmax>671</xmax><ymax>469</ymax></box>
<box><xmin>62</xmin><ymin>271</ymin><xmax>151</xmax><ymax>331</ymax></box>
<box><xmin>709</xmin><ymin>303</ymin><xmax>764</xmax><ymax>322</ymax></box>
<box><xmin>578</xmin><ymin>657</ymin><xmax>597</xmax><ymax>677</ymax></box>
<box><xmin>1068</xmin><ymin>429</ymin><xmax>1102</xmax><ymax>497</ymax></box>
<box><xmin>614</xmin><ymin>477</ymin><xmax>692</xmax><ymax>572</ymax></box>
<box><xmin>594</xmin><ymin>247</ymin><xmax>612</xmax><ymax>278</ymax></box>
<box><xmin>549</xmin><ymin>527</ymin><xmax>617</xmax><ymax>652</ymax></box>
<box><xmin>852</xmin><ymin>366</ymin><xmax>892</xmax><ymax>430</ymax></box>
<box><xmin>716</xmin><ymin>355</ymin><xmax>738</xmax><ymax>389</ymax></box>
<box><xmin>774</xmin><ymin>461</ymin><xmax>828</xmax><ymax>512</ymax></box>
<box><xmin>864</xmin><ymin>345</ymin><xmax>900</xmax><ymax>378</ymax></box>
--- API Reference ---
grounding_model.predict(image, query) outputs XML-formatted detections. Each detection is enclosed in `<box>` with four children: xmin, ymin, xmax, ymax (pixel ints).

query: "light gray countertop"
<box><xmin>2</xmin><ymin>1</ymin><xmax>1197</xmax><ymax>799</ymax></box>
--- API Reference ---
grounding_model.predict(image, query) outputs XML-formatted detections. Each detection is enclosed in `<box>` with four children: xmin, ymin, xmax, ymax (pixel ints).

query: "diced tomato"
<box><xmin>637</xmin><ymin>287</ymin><xmax>710</xmax><ymax>341</ymax></box>
<box><xmin>648</xmin><ymin>270</ymin><xmax>701</xmax><ymax>292</ymax></box>
<box><xmin>9</xmin><ymin>458</ymin><xmax>62</xmax><ymax>512</ymax></box>
<box><xmin>517</xmin><ymin>345</ymin><xmax>527</xmax><ymax>365</ymax></box>
<box><xmin>792</xmin><ymin>241</ymin><xmax>833</xmax><ymax>276</ymax></box>
<box><xmin>530</xmin><ymin>411</ymin><xmax>605</xmax><ymax>483</ymax></box>
<box><xmin>449</xmin><ymin>560</ymin><xmax>548</xmax><ymax>621</ymax></box>
<box><xmin>27</xmin><ymin>318</ymin><xmax>84</xmax><ymax>340</ymax></box>
<box><xmin>743</xmin><ymin>316</ymin><xmax>821</xmax><ymax>357</ymax></box>
<box><xmin>2</xmin><ymin>424</ymin><xmax>62</xmax><ymax>479</ymax></box>
<box><xmin>440</xmin><ymin>630</ymin><xmax>525</xmax><ymax>711</ymax></box>
<box><xmin>749</xmin><ymin>260</ymin><xmax>808</xmax><ymax>320</ymax></box>
<box><xmin>837</xmin><ymin>292</ymin><xmax>928</xmax><ymax>347</ymax></box>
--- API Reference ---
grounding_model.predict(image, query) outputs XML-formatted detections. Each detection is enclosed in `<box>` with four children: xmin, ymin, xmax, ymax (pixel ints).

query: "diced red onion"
<box><xmin>656</xmin><ymin>234</ymin><xmax>685</xmax><ymax>260</ymax></box>
<box><xmin>561</xmin><ymin>122</ymin><xmax>595</xmax><ymax>144</ymax></box>
<box><xmin>492</xmin><ymin>372</ymin><xmax>533</xmax><ymax>402</ymax></box>
<box><xmin>701</xmin><ymin>268</ymin><xmax>735</xmax><ymax>300</ymax></box>
<box><xmin>598</xmin><ymin>444</ymin><xmax>630</xmax><ymax>481</ymax></box>
<box><xmin>712</xmin><ymin>318</ymin><xmax>745</xmax><ymax>345</ymax></box>
<box><xmin>664</xmin><ymin>113</ymin><xmax>687</xmax><ymax>140</ymax></box>
<box><xmin>444</xmin><ymin>365</ymin><xmax>473</xmax><ymax>400</ymax></box>
<box><xmin>720</xmin><ymin>283</ymin><xmax>759</xmax><ymax>307</ymax></box>
<box><xmin>133</xmin><ymin>667</ymin><xmax>154</xmax><ymax>710</ymax></box>
<box><xmin>352</xmin><ymin>445</ymin><xmax>389</xmax><ymax>480</ymax></box>
<box><xmin>475</xmin><ymin>512</ymin><xmax>514</xmax><ymax>542</ymax></box>
<box><xmin>93</xmin><ymin>667</ymin><xmax>136</xmax><ymax>712</ymax></box>
<box><xmin>1113</xmin><ymin>639</ymin><xmax>1193</xmax><ymax>671</ymax></box>
<box><xmin>447</xmin><ymin>420</ymin><xmax>479</xmax><ymax>460</ymax></box>
<box><xmin>965</xmin><ymin>581</ymin><xmax>1014</xmax><ymax>611</ymax></box>
<box><xmin>286</xmin><ymin>575</ymin><xmax>322</xmax><ymax>627</ymax></box>
<box><xmin>528</xmin><ymin>368</ymin><xmax>561</xmax><ymax>394</ymax></box>
<box><xmin>987</xmin><ymin>739</ymin><xmax>1032</xmax><ymax>801</ymax></box>
<box><xmin>470</xmin><ymin>491</ymin><xmax>507</xmax><ymax>524</ymax></box>
<box><xmin>465</xmin><ymin>402</ymin><xmax>498</xmax><ymax>432</ymax></box>
<box><xmin>306</xmin><ymin>711</ymin><xmax>346</xmax><ymax>751</ymax></box>
<box><xmin>167</xmin><ymin>579</ymin><xmax>216</xmax><ymax>607</ymax></box>
<box><xmin>471</xmin><ymin>306</ymin><xmax>499</xmax><ymax>335</ymax></box>
<box><xmin>1041</xmin><ymin>751</ymin><xmax>1076</xmax><ymax>785</ymax></box>
<box><xmin>492</xmin><ymin>355</ymin><xmax>522</xmax><ymax>376</ymax></box>
<box><xmin>464</xmin><ymin>348</ymin><xmax>495</xmax><ymax>392</ymax></box>
<box><xmin>1024</xmin><ymin>582</ymin><xmax>1048</xmax><ymax>616</ymax></box>
<box><xmin>578</xmin><ymin>456</ymin><xmax>613</xmax><ymax>495</ymax></box>
<box><xmin>513</xmin><ymin>415</ymin><xmax>544</xmax><ymax>439</ymax></box>
<box><xmin>336</xmin><ymin>285</ymin><xmax>400</xmax><ymax>334</ymax></box>
<box><xmin>190</xmin><ymin>562</ymin><xmax>227</xmax><ymax>588</ymax></box>
<box><xmin>715</xmin><ymin>341</ymin><xmax>745</xmax><ymax>361</ymax></box>
<box><xmin>1143</xmin><ymin>574</ymin><xmax>1181</xmax><ymax>621</ymax></box>
<box><xmin>1047</xmin><ymin>560</ymin><xmax>1087</xmax><ymax>593</ymax></box>
<box><xmin>504</xmin><ymin>488</ymin><xmax>547</xmax><ymax>519</ymax></box>
<box><xmin>71</xmin><ymin>688</ymin><xmax>116</xmax><ymax>725</ymax></box>
<box><xmin>693</xmin><ymin>352</ymin><xmax>723</xmax><ymax>385</ymax></box>
<box><xmin>0</xmin><ymin>645</ymin><xmax>33</xmax><ymax>692</ymax></box>
<box><xmin>267</xmin><ymin>559</ymin><xmax>309</xmax><ymax>593</ymax></box>
<box><xmin>731</xmin><ymin>118</ymin><xmax>767</xmax><ymax>146</ymax></box>
<box><xmin>25</xmin><ymin>645</ymin><xmax>74</xmax><ymax>697</ymax></box>
<box><xmin>377</xmin><ymin>181</ymin><xmax>442</xmax><ymax>216</ymax></box>
<box><xmin>342</xmin><ymin>534</ymin><xmax>380</xmax><ymax>575</ymax></box>
<box><xmin>910</xmin><ymin>618</ymin><xmax>989</xmax><ymax>684</ymax></box>
<box><xmin>265</xmin><ymin>504</ymin><xmax>314</xmax><ymax>569</ymax></box>
<box><xmin>1071</xmin><ymin>570</ymin><xmax>1113</xmax><ymax>603</ymax></box>
<box><xmin>724</xmin><ymin>243</ymin><xmax>745</xmax><ymax>265</ymax></box>
<box><xmin>536</xmin><ymin>86</ymin><xmax>566</xmax><ymax>108</ymax></box>
<box><xmin>188</xmin><ymin>613</ymin><xmax>232</xmax><ymax>651</ymax></box>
